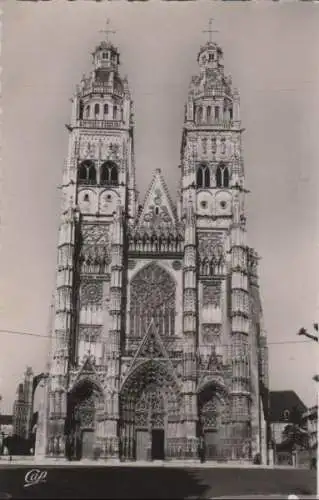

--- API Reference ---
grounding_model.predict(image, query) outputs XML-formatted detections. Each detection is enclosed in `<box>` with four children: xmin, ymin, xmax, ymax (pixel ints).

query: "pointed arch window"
<box><xmin>229</xmin><ymin>107</ymin><xmax>233</xmax><ymax>120</ymax></box>
<box><xmin>78</xmin><ymin>160</ymin><xmax>97</xmax><ymax>185</ymax></box>
<box><xmin>100</xmin><ymin>161</ymin><xmax>118</xmax><ymax>186</ymax></box>
<box><xmin>85</xmin><ymin>105</ymin><xmax>90</xmax><ymax>119</ymax></box>
<box><xmin>216</xmin><ymin>162</ymin><xmax>230</xmax><ymax>188</ymax></box>
<box><xmin>196</xmin><ymin>164</ymin><xmax>210</xmax><ymax>188</ymax></box>
<box><xmin>79</xmin><ymin>100</ymin><xmax>84</xmax><ymax>120</ymax></box>
<box><xmin>129</xmin><ymin>263</ymin><xmax>176</xmax><ymax>338</ymax></box>
<box><xmin>214</xmin><ymin>106</ymin><xmax>220</xmax><ymax>120</ymax></box>
<box><xmin>103</xmin><ymin>104</ymin><xmax>109</xmax><ymax>117</ymax></box>
<box><xmin>207</xmin><ymin>106</ymin><xmax>212</xmax><ymax>123</ymax></box>
<box><xmin>113</xmin><ymin>105</ymin><xmax>118</xmax><ymax>120</ymax></box>
<box><xmin>94</xmin><ymin>103</ymin><xmax>100</xmax><ymax>118</ymax></box>
<box><xmin>197</xmin><ymin>106</ymin><xmax>203</xmax><ymax>124</ymax></box>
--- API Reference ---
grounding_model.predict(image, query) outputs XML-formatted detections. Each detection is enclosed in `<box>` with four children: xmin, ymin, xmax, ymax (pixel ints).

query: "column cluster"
<box><xmin>47</xmin><ymin>206</ymin><xmax>79</xmax><ymax>457</ymax></box>
<box><xmin>102</xmin><ymin>202</ymin><xmax>124</xmax><ymax>457</ymax></box>
<box><xmin>229</xmin><ymin>189</ymin><xmax>251</xmax><ymax>455</ymax></box>
<box><xmin>180</xmin><ymin>202</ymin><xmax>198</xmax><ymax>459</ymax></box>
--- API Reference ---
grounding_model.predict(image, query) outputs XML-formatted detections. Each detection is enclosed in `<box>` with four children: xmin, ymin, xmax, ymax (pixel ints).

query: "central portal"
<box><xmin>151</xmin><ymin>429</ymin><xmax>165</xmax><ymax>460</ymax></box>
<box><xmin>120</xmin><ymin>361</ymin><xmax>181</xmax><ymax>461</ymax></box>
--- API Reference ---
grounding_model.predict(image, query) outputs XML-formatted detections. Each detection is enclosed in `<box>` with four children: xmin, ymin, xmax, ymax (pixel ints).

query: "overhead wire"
<box><xmin>0</xmin><ymin>327</ymin><xmax>314</xmax><ymax>347</ymax></box>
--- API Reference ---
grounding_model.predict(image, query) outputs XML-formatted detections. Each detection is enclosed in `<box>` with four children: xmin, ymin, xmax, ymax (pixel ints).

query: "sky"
<box><xmin>1</xmin><ymin>1</ymin><xmax>319</xmax><ymax>414</ymax></box>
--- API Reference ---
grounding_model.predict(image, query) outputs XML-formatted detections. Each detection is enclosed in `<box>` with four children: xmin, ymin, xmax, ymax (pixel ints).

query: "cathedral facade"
<box><xmin>38</xmin><ymin>32</ymin><xmax>269</xmax><ymax>463</ymax></box>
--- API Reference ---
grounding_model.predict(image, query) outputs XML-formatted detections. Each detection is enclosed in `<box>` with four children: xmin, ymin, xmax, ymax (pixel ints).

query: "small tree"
<box><xmin>281</xmin><ymin>404</ymin><xmax>309</xmax><ymax>452</ymax></box>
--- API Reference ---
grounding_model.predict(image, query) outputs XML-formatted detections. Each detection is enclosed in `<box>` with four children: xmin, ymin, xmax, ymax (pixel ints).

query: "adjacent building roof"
<box><xmin>269</xmin><ymin>390</ymin><xmax>307</xmax><ymax>423</ymax></box>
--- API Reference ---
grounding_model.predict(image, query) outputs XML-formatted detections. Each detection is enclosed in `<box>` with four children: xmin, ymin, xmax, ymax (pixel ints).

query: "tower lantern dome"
<box><xmin>92</xmin><ymin>41</ymin><xmax>120</xmax><ymax>71</ymax></box>
<box><xmin>197</xmin><ymin>41</ymin><xmax>224</xmax><ymax>72</ymax></box>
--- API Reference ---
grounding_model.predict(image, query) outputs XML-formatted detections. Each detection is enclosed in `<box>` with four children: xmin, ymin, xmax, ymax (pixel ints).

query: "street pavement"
<box><xmin>0</xmin><ymin>461</ymin><xmax>315</xmax><ymax>499</ymax></box>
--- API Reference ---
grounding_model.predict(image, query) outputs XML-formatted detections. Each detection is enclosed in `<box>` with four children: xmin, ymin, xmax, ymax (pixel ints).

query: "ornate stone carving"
<box><xmin>75</xmin><ymin>394</ymin><xmax>96</xmax><ymax>429</ymax></box>
<box><xmin>198</xmin><ymin>233</ymin><xmax>224</xmax><ymax>259</ymax></box>
<box><xmin>81</xmin><ymin>224</ymin><xmax>110</xmax><ymax>246</ymax></box>
<box><xmin>172</xmin><ymin>260</ymin><xmax>182</xmax><ymax>271</ymax></box>
<box><xmin>202</xmin><ymin>281</ymin><xmax>221</xmax><ymax>307</ymax></box>
<box><xmin>108</xmin><ymin>143</ymin><xmax>120</xmax><ymax>158</ymax></box>
<box><xmin>80</xmin><ymin>281</ymin><xmax>103</xmax><ymax>306</ymax></box>
<box><xmin>80</xmin><ymin>247</ymin><xmax>111</xmax><ymax>275</ymax></box>
<box><xmin>142</xmin><ymin>205</ymin><xmax>172</xmax><ymax>224</ymax></box>
<box><xmin>201</xmin><ymin>137</ymin><xmax>207</xmax><ymax>155</ymax></box>
<box><xmin>79</xmin><ymin>325</ymin><xmax>102</xmax><ymax>342</ymax></box>
<box><xmin>202</xmin><ymin>324</ymin><xmax>221</xmax><ymax>344</ymax></box>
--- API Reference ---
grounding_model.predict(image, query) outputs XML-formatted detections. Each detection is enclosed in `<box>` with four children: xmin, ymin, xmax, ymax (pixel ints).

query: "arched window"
<box><xmin>79</xmin><ymin>100</ymin><xmax>84</xmax><ymax>120</ymax></box>
<box><xmin>196</xmin><ymin>164</ymin><xmax>210</xmax><ymax>188</ymax></box>
<box><xmin>78</xmin><ymin>164</ymin><xmax>87</xmax><ymax>182</ymax></box>
<box><xmin>129</xmin><ymin>263</ymin><xmax>176</xmax><ymax>338</ymax></box>
<box><xmin>216</xmin><ymin>163</ymin><xmax>230</xmax><ymax>188</ymax></box>
<box><xmin>207</xmin><ymin>106</ymin><xmax>212</xmax><ymax>123</ymax></box>
<box><xmin>78</xmin><ymin>160</ymin><xmax>97</xmax><ymax>185</ymax></box>
<box><xmin>85</xmin><ymin>105</ymin><xmax>90</xmax><ymax>118</ymax></box>
<box><xmin>113</xmin><ymin>105</ymin><xmax>117</xmax><ymax>120</ymax></box>
<box><xmin>223</xmin><ymin>166</ymin><xmax>229</xmax><ymax>187</ymax></box>
<box><xmin>94</xmin><ymin>103</ymin><xmax>100</xmax><ymax>118</ymax></box>
<box><xmin>229</xmin><ymin>107</ymin><xmax>233</xmax><ymax>120</ymax></box>
<box><xmin>103</xmin><ymin>104</ymin><xmax>109</xmax><ymax>117</ymax></box>
<box><xmin>100</xmin><ymin>161</ymin><xmax>118</xmax><ymax>186</ymax></box>
<box><xmin>197</xmin><ymin>106</ymin><xmax>203</xmax><ymax>123</ymax></box>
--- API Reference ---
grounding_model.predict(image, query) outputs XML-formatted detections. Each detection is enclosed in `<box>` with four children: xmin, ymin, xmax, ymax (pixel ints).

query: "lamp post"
<box><xmin>298</xmin><ymin>324</ymin><xmax>318</xmax><ymax>498</ymax></box>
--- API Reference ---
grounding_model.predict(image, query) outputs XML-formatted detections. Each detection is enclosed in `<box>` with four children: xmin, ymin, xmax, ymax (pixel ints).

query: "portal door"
<box><xmin>136</xmin><ymin>430</ymin><xmax>149</xmax><ymax>461</ymax></box>
<box><xmin>151</xmin><ymin>429</ymin><xmax>164</xmax><ymax>460</ymax></box>
<box><xmin>204</xmin><ymin>430</ymin><xmax>219</xmax><ymax>460</ymax></box>
<box><xmin>81</xmin><ymin>430</ymin><xmax>94</xmax><ymax>459</ymax></box>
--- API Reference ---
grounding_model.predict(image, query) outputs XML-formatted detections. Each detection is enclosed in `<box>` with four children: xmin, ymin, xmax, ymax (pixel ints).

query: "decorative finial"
<box><xmin>99</xmin><ymin>18</ymin><xmax>116</xmax><ymax>43</ymax></box>
<box><xmin>202</xmin><ymin>18</ymin><xmax>219</xmax><ymax>44</ymax></box>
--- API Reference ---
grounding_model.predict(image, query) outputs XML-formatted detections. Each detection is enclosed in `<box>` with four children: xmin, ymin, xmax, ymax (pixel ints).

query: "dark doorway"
<box><xmin>151</xmin><ymin>429</ymin><xmax>164</xmax><ymax>460</ymax></box>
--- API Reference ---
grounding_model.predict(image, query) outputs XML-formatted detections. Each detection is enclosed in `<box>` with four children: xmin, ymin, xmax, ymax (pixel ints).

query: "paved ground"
<box><xmin>0</xmin><ymin>461</ymin><xmax>315</xmax><ymax>499</ymax></box>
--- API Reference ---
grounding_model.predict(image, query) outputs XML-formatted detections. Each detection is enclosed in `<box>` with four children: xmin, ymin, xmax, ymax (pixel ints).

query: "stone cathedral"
<box><xmin>37</xmin><ymin>31</ymin><xmax>269</xmax><ymax>463</ymax></box>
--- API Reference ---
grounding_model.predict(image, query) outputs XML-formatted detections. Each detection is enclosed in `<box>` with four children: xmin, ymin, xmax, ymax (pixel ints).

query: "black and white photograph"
<box><xmin>0</xmin><ymin>1</ymin><xmax>318</xmax><ymax>498</ymax></box>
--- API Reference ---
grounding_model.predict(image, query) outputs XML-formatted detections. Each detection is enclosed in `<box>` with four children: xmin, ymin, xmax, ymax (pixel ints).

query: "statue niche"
<box><xmin>129</xmin><ymin>263</ymin><xmax>176</xmax><ymax>338</ymax></box>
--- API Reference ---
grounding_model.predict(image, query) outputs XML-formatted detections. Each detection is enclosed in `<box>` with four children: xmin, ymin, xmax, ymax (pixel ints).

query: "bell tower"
<box><xmin>181</xmin><ymin>20</ymin><xmax>242</xmax><ymax>223</ymax></box>
<box><xmin>180</xmin><ymin>21</ymin><xmax>257</xmax><ymax>459</ymax></box>
<box><xmin>47</xmin><ymin>22</ymin><xmax>135</xmax><ymax>459</ymax></box>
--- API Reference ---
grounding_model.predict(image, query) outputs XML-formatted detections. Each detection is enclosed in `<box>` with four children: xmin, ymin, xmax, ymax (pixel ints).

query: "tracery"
<box><xmin>129</xmin><ymin>263</ymin><xmax>176</xmax><ymax>338</ymax></box>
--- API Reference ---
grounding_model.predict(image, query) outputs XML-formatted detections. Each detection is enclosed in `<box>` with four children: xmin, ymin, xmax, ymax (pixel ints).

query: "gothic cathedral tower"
<box><xmin>46</xmin><ymin>35</ymin><xmax>135</xmax><ymax>459</ymax></box>
<box><xmin>180</xmin><ymin>36</ymin><xmax>268</xmax><ymax>462</ymax></box>
<box><xmin>41</xmin><ymin>27</ymin><xmax>269</xmax><ymax>464</ymax></box>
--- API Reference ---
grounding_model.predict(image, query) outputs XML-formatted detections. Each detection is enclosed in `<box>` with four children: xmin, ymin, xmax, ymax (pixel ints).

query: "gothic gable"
<box><xmin>136</xmin><ymin>169</ymin><xmax>177</xmax><ymax>229</ymax></box>
<box><xmin>69</xmin><ymin>355</ymin><xmax>104</xmax><ymax>393</ymax></box>
<box><xmin>122</xmin><ymin>318</ymin><xmax>180</xmax><ymax>390</ymax></box>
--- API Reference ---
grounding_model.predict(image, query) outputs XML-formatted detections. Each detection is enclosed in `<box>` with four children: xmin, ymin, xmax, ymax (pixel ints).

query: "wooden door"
<box><xmin>135</xmin><ymin>430</ymin><xmax>148</xmax><ymax>461</ymax></box>
<box><xmin>151</xmin><ymin>429</ymin><xmax>164</xmax><ymax>460</ymax></box>
<box><xmin>204</xmin><ymin>430</ymin><xmax>219</xmax><ymax>460</ymax></box>
<box><xmin>81</xmin><ymin>430</ymin><xmax>94</xmax><ymax>459</ymax></box>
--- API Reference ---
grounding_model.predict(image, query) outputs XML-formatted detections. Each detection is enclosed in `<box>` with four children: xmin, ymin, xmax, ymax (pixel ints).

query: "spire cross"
<box><xmin>99</xmin><ymin>18</ymin><xmax>116</xmax><ymax>42</ymax></box>
<box><xmin>202</xmin><ymin>18</ymin><xmax>219</xmax><ymax>43</ymax></box>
